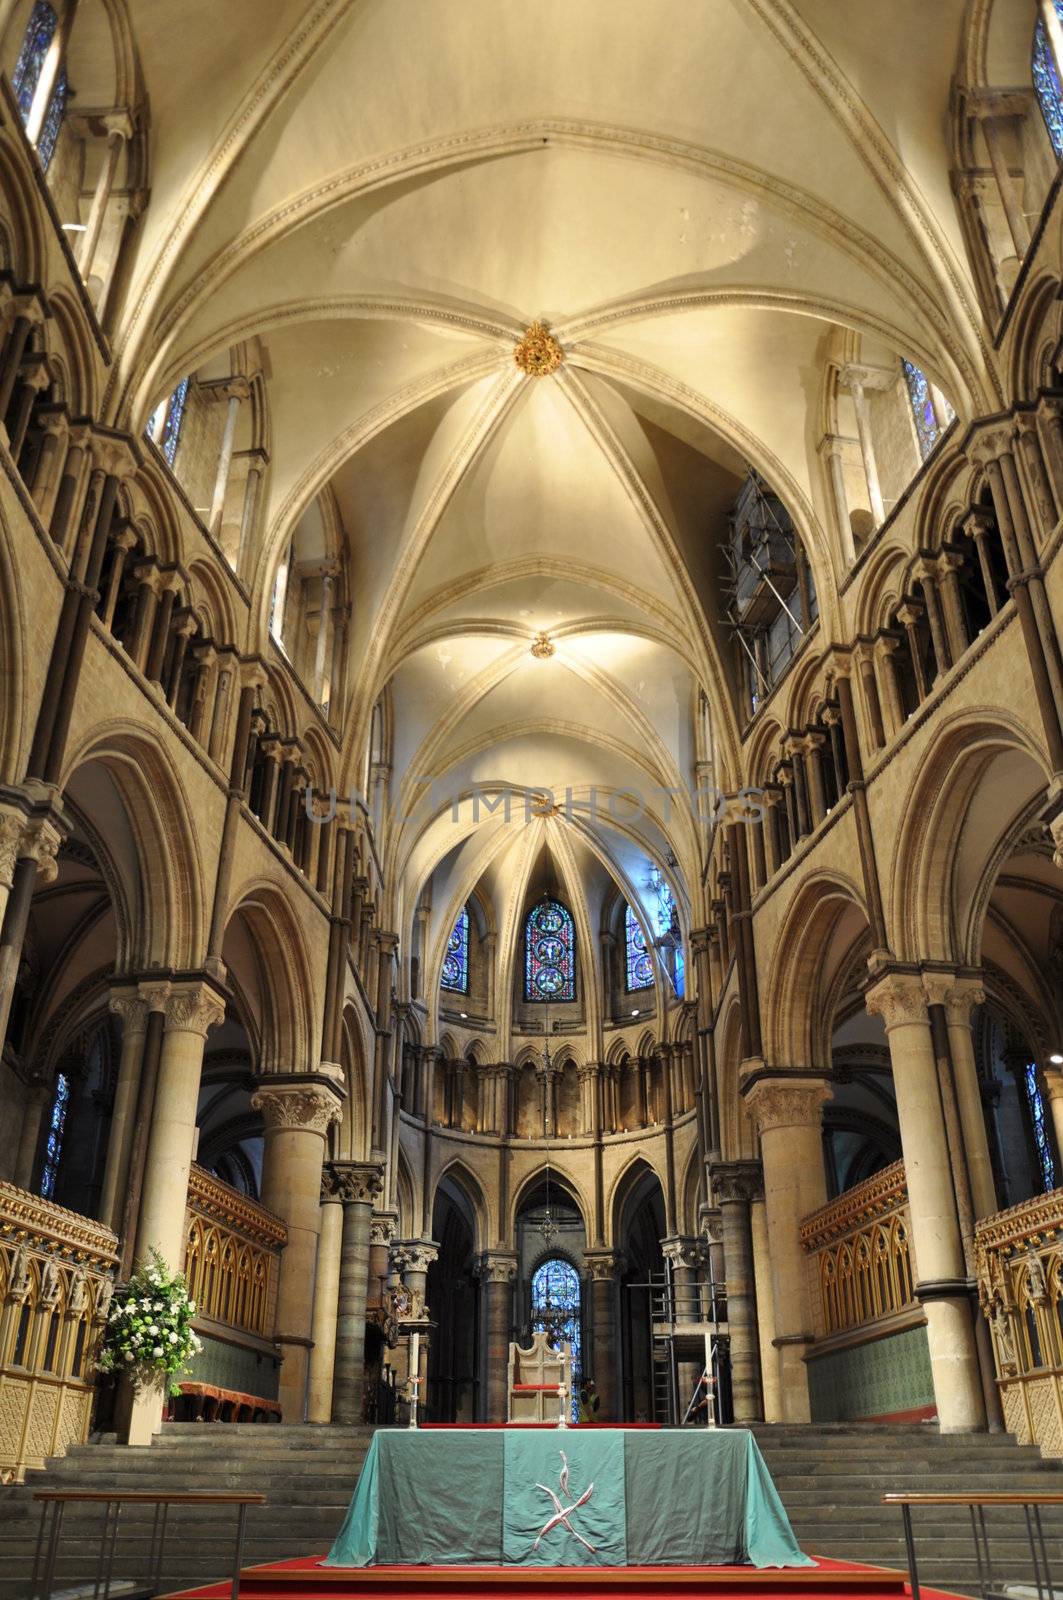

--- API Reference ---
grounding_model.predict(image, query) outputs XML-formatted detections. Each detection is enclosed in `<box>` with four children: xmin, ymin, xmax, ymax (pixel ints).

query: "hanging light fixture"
<box><xmin>538</xmin><ymin>1004</ymin><xmax>559</xmax><ymax>1246</ymax></box>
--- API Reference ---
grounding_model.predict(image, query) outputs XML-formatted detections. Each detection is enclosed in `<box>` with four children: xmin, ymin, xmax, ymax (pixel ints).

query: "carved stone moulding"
<box><xmin>514</xmin><ymin>321</ymin><xmax>563</xmax><ymax>377</ymax></box>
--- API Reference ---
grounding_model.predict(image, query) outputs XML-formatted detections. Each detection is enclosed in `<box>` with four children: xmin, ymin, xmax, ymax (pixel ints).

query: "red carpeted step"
<box><xmin>162</xmin><ymin>1554</ymin><xmax>962</xmax><ymax>1600</ymax></box>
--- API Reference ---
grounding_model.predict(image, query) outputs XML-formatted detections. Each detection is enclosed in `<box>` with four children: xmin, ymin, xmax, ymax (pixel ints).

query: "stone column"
<box><xmin>331</xmin><ymin>1161</ymin><xmax>384</xmax><ymax>1423</ymax></box>
<box><xmin>743</xmin><ymin>1074</ymin><xmax>830</xmax><ymax>1422</ymax></box>
<box><xmin>979</xmin><ymin>113</ymin><xmax>1031</xmax><ymax>259</ymax></box>
<box><xmin>124</xmin><ymin>981</ymin><xmax>225</xmax><ymax>1445</ymax></box>
<box><xmin>477</xmin><ymin>1251</ymin><xmax>517</xmax><ymax>1422</ymax></box>
<box><xmin>933</xmin><ymin>977</ymin><xmax>998</xmax><ymax>1222</ymax></box>
<box><xmin>29</xmin><ymin>407</ymin><xmax>68</xmax><ymax>521</ymax></box>
<box><xmin>709</xmin><ymin>1159</ymin><xmax>764</xmax><ymax>1422</ymax></box>
<box><xmin>843</xmin><ymin>366</ymin><xmax>886</xmax><ymax>527</ymax></box>
<box><xmin>205</xmin><ymin>378</ymin><xmax>250</xmax><ymax>539</ymax></box>
<box><xmin>25</xmin><ymin>0</ymin><xmax>78</xmax><ymax>145</ymax></box>
<box><xmin>251</xmin><ymin>1075</ymin><xmax>344</xmax><ymax>1423</ymax></box>
<box><xmin>662</xmin><ymin>1236</ymin><xmax>701</xmax><ymax>1412</ymax></box>
<box><xmin>0</xmin><ymin>809</ymin><xmax>63</xmax><ymax>1048</ymax></box>
<box><xmin>819</xmin><ymin>433</ymin><xmax>856</xmax><ymax>564</ymax></box>
<box><xmin>99</xmin><ymin>989</ymin><xmax>149</xmax><ymax>1234</ymax></box>
<box><xmin>235</xmin><ymin>447</ymin><xmax>268</xmax><ymax>572</ymax></box>
<box><xmin>78</xmin><ymin>113</ymin><xmax>133</xmax><ymax>282</ymax></box>
<box><xmin>391</xmin><ymin>1239</ymin><xmax>439</xmax><ymax>1314</ymax></box>
<box><xmin>750</xmin><ymin>1193</ymin><xmax>782</xmax><ymax>1422</ymax></box>
<box><xmin>307</xmin><ymin>1170</ymin><xmax>343</xmax><ymax>1424</ymax></box>
<box><xmin>584</xmin><ymin>1250</ymin><xmax>623</xmax><ymax>1423</ymax></box>
<box><xmin>367</xmin><ymin>1210</ymin><xmax>397</xmax><ymax>1313</ymax></box>
<box><xmin>866</xmin><ymin>973</ymin><xmax>986</xmax><ymax>1432</ymax></box>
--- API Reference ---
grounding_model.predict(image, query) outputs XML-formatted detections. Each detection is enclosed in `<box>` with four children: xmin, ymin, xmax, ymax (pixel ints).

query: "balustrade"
<box><xmin>0</xmin><ymin>1179</ymin><xmax>117</xmax><ymax>1478</ymax></box>
<box><xmin>800</xmin><ymin>1160</ymin><xmax>917</xmax><ymax>1338</ymax></box>
<box><xmin>183</xmin><ymin>1164</ymin><xmax>286</xmax><ymax>1342</ymax></box>
<box><xmin>976</xmin><ymin>1187</ymin><xmax>1063</xmax><ymax>1456</ymax></box>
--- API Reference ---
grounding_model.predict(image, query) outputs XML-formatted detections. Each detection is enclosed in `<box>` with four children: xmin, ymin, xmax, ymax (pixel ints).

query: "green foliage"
<box><xmin>97</xmin><ymin>1249</ymin><xmax>202</xmax><ymax>1396</ymax></box>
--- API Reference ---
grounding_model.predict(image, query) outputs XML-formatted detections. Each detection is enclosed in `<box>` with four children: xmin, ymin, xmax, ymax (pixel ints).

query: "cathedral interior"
<box><xmin>6</xmin><ymin>0</ymin><xmax>1063</xmax><ymax>1591</ymax></box>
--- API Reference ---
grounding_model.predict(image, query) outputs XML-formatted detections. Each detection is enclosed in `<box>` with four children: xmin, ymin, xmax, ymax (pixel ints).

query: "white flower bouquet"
<box><xmin>97</xmin><ymin>1249</ymin><xmax>203</xmax><ymax>1395</ymax></box>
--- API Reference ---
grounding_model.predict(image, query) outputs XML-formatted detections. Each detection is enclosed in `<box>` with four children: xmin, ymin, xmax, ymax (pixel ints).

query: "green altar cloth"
<box><xmin>322</xmin><ymin>1428</ymin><xmax>814</xmax><ymax>1569</ymax></box>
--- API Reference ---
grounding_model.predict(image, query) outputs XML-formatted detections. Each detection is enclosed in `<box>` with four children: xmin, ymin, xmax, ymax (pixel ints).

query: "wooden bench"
<box><xmin>166</xmin><ymin>1381</ymin><xmax>282</xmax><ymax>1424</ymax></box>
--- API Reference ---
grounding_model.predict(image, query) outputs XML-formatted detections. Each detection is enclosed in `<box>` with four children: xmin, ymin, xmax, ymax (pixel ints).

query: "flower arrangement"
<box><xmin>97</xmin><ymin>1250</ymin><xmax>202</xmax><ymax>1394</ymax></box>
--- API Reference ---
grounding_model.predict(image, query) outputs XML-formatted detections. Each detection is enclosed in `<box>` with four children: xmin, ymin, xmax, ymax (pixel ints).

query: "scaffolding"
<box><xmin>719</xmin><ymin>472</ymin><xmax>815</xmax><ymax>712</ymax></box>
<box><xmin>627</xmin><ymin>1253</ymin><xmax>730</xmax><ymax>1426</ymax></box>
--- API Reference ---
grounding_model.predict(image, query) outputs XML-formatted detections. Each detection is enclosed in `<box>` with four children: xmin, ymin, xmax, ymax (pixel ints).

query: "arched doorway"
<box><xmin>426</xmin><ymin>1172</ymin><xmax>480</xmax><ymax>1421</ymax></box>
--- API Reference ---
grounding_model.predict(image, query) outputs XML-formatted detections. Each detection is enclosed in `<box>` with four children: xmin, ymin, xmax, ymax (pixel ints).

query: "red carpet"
<box><xmin>165</xmin><ymin>1554</ymin><xmax>964</xmax><ymax>1600</ymax></box>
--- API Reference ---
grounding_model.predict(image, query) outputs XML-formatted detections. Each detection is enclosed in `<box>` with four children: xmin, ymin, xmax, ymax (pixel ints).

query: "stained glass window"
<box><xmin>625</xmin><ymin>903</ymin><xmax>654</xmax><ymax>991</ymax></box>
<box><xmin>653</xmin><ymin>874</ymin><xmax>685</xmax><ymax>998</ymax></box>
<box><xmin>524</xmin><ymin>898</ymin><xmax>576</xmax><ymax>1002</ymax></box>
<box><xmin>159</xmin><ymin>377</ymin><xmax>189</xmax><ymax>468</ymax></box>
<box><xmin>39</xmin><ymin>1071</ymin><xmax>69</xmax><ymax>1200</ymax></box>
<box><xmin>12</xmin><ymin>3</ymin><xmax>57</xmax><ymax>125</ymax></box>
<box><xmin>36</xmin><ymin>68</ymin><xmax>65</xmax><ymax>171</ymax></box>
<box><xmin>902</xmin><ymin>360</ymin><xmax>941</xmax><ymax>461</ymax></box>
<box><xmin>1035</xmin><ymin>5</ymin><xmax>1063</xmax><ymax>158</ymax></box>
<box><xmin>531</xmin><ymin>1256</ymin><xmax>581</xmax><ymax>1421</ymax></box>
<box><xmin>1026</xmin><ymin>1062</ymin><xmax>1057</xmax><ymax>1192</ymax></box>
<box><xmin>441</xmin><ymin>905</ymin><xmax>469</xmax><ymax>993</ymax></box>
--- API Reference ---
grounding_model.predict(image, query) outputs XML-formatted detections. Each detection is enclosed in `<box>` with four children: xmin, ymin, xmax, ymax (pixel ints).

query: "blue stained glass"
<box><xmin>674</xmin><ymin>943</ymin><xmax>685</xmax><ymax>999</ymax></box>
<box><xmin>531</xmin><ymin>1257</ymin><xmax>581</xmax><ymax>1422</ymax></box>
<box><xmin>39</xmin><ymin>1071</ymin><xmax>69</xmax><ymax>1200</ymax></box>
<box><xmin>1035</xmin><ymin>7</ymin><xmax>1063</xmax><ymax>158</ymax></box>
<box><xmin>902</xmin><ymin>359</ymin><xmax>940</xmax><ymax>461</ymax></box>
<box><xmin>441</xmin><ymin>905</ymin><xmax>469</xmax><ymax>993</ymax></box>
<box><xmin>12</xmin><ymin>2</ymin><xmax>57</xmax><ymax>124</ymax></box>
<box><xmin>625</xmin><ymin>903</ymin><xmax>654</xmax><ymax>992</ymax></box>
<box><xmin>36</xmin><ymin>67</ymin><xmax>64</xmax><ymax>171</ymax></box>
<box><xmin>524</xmin><ymin>898</ymin><xmax>576</xmax><ymax>1002</ymax></box>
<box><xmin>158</xmin><ymin>377</ymin><xmax>189</xmax><ymax>467</ymax></box>
<box><xmin>1026</xmin><ymin>1062</ymin><xmax>1057</xmax><ymax>1193</ymax></box>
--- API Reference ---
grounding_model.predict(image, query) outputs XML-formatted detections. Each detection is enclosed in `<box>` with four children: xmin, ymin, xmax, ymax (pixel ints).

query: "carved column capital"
<box><xmin>370</xmin><ymin>1209</ymin><xmax>398</xmax><ymax>1248</ymax></box>
<box><xmin>709</xmin><ymin>1158</ymin><xmax>764</xmax><ymax>1206</ymax></box>
<box><xmin>162</xmin><ymin>981</ymin><xmax>226</xmax><ymax>1038</ymax></box>
<box><xmin>864</xmin><ymin>971</ymin><xmax>930</xmax><ymax>1032</ymax></box>
<box><xmin>251</xmin><ymin>1076</ymin><xmax>344</xmax><ymax>1135</ymax></box>
<box><xmin>921</xmin><ymin>973</ymin><xmax>985</xmax><ymax>1022</ymax></box>
<box><xmin>330</xmin><ymin>1160</ymin><xmax>384</xmax><ymax>1206</ymax></box>
<box><xmin>107</xmin><ymin>989</ymin><xmax>149</xmax><ymax>1034</ymax></box>
<box><xmin>475</xmin><ymin>1250</ymin><xmax>518</xmax><ymax>1284</ymax></box>
<box><xmin>660</xmin><ymin>1235</ymin><xmax>700</xmax><ymax>1272</ymax></box>
<box><xmin>390</xmin><ymin>1239</ymin><xmax>439</xmax><ymax>1277</ymax></box>
<box><xmin>742</xmin><ymin>1073</ymin><xmax>831</xmax><ymax>1134</ymax></box>
<box><xmin>584</xmin><ymin>1248</ymin><xmax>625</xmax><ymax>1281</ymax></box>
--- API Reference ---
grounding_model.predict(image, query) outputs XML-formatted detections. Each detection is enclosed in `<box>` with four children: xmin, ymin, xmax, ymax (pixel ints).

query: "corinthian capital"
<box><xmin>709</xmin><ymin>1159</ymin><xmax>764</xmax><ymax>1206</ymax></box>
<box><xmin>163</xmin><ymin>982</ymin><xmax>226</xmax><ymax>1038</ymax></box>
<box><xmin>864</xmin><ymin>971</ymin><xmax>928</xmax><ymax>1032</ymax></box>
<box><xmin>921</xmin><ymin>973</ymin><xmax>985</xmax><ymax>1023</ymax></box>
<box><xmin>743</xmin><ymin>1074</ymin><xmax>831</xmax><ymax>1134</ymax></box>
<box><xmin>330</xmin><ymin>1160</ymin><xmax>384</xmax><ymax>1206</ymax></box>
<box><xmin>251</xmin><ymin>1076</ymin><xmax>343</xmax><ymax>1135</ymax></box>
<box><xmin>476</xmin><ymin>1250</ymin><xmax>518</xmax><ymax>1284</ymax></box>
<box><xmin>107</xmin><ymin>990</ymin><xmax>149</xmax><ymax>1034</ymax></box>
<box><xmin>390</xmin><ymin>1239</ymin><xmax>439</xmax><ymax>1276</ymax></box>
<box><xmin>584</xmin><ymin>1249</ymin><xmax>625</xmax><ymax>1281</ymax></box>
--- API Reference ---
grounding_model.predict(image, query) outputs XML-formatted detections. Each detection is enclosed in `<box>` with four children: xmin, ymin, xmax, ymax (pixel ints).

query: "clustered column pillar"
<box><xmin>709</xmin><ymin>1159</ymin><xmax>764</xmax><ymax>1423</ymax></box>
<box><xmin>330</xmin><ymin>1161</ymin><xmax>385</xmax><ymax>1423</ymax></box>
<box><xmin>251</xmin><ymin>1074</ymin><xmax>345</xmax><ymax>1423</ymax></box>
<box><xmin>477</xmin><ymin>1251</ymin><xmax>517</xmax><ymax>1422</ymax></box>
<box><xmin>866</xmin><ymin>972</ymin><xmax>986</xmax><ymax>1432</ymax></box>
<box><xmin>743</xmin><ymin>1075</ymin><xmax>830</xmax><ymax>1422</ymax></box>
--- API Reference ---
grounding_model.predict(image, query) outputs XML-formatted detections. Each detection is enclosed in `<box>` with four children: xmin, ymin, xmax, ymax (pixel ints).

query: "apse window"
<box><xmin>441</xmin><ymin>905</ymin><xmax>469</xmax><ymax>994</ymax></box>
<box><xmin>524</xmin><ymin>899</ymin><xmax>576</xmax><ymax>1002</ymax></box>
<box><xmin>531</xmin><ymin>1256</ymin><xmax>581</xmax><ymax>1422</ymax></box>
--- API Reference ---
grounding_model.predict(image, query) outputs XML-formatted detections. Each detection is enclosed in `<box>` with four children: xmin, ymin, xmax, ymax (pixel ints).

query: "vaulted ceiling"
<box><xmin>105</xmin><ymin>0</ymin><xmax>994</xmax><ymax>966</ymax></box>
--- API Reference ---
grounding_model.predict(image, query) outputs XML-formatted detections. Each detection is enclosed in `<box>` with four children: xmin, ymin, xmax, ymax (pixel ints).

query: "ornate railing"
<box><xmin>800</xmin><ymin>1161</ymin><xmax>916</xmax><ymax>1337</ymax></box>
<box><xmin>0</xmin><ymin>1180</ymin><xmax>117</xmax><ymax>1479</ymax></box>
<box><xmin>976</xmin><ymin>1187</ymin><xmax>1063</xmax><ymax>1457</ymax></box>
<box><xmin>184</xmin><ymin>1165</ymin><xmax>286</xmax><ymax>1340</ymax></box>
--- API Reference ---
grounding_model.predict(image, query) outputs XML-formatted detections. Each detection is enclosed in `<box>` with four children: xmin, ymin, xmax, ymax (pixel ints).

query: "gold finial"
<box><xmin>531</xmin><ymin>632</ymin><xmax>556</xmax><ymax>659</ymax></box>
<box><xmin>514</xmin><ymin>322</ymin><xmax>563</xmax><ymax>378</ymax></box>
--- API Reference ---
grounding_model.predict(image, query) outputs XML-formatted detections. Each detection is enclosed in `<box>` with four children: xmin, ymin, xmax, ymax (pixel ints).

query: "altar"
<box><xmin>322</xmin><ymin>1427</ymin><xmax>813</xmax><ymax>1570</ymax></box>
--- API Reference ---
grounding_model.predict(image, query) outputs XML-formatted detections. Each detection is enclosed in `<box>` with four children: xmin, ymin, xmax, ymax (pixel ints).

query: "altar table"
<box><xmin>322</xmin><ymin>1427</ymin><xmax>813</xmax><ymax>1570</ymax></box>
